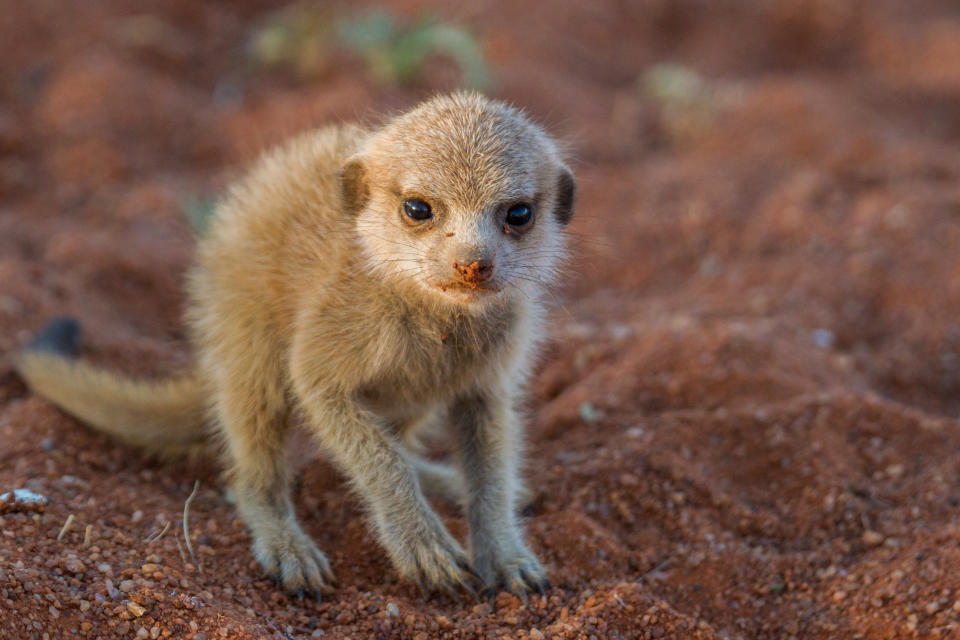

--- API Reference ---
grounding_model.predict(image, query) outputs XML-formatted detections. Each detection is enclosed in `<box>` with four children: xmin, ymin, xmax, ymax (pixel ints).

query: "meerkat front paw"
<box><xmin>252</xmin><ymin>524</ymin><xmax>335</xmax><ymax>596</ymax></box>
<box><xmin>385</xmin><ymin>514</ymin><xmax>476</xmax><ymax>594</ymax></box>
<box><xmin>474</xmin><ymin>541</ymin><xmax>549</xmax><ymax>598</ymax></box>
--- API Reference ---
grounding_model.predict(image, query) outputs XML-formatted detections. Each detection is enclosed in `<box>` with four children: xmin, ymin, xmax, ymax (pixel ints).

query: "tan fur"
<box><xmin>16</xmin><ymin>92</ymin><xmax>575</xmax><ymax>597</ymax></box>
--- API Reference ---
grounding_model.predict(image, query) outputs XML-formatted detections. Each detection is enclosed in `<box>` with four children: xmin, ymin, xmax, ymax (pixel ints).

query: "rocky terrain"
<box><xmin>2</xmin><ymin>1</ymin><xmax>960</xmax><ymax>638</ymax></box>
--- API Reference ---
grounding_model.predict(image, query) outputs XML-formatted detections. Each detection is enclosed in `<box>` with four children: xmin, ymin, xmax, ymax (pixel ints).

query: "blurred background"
<box><xmin>2</xmin><ymin>1</ymin><xmax>960</xmax><ymax>638</ymax></box>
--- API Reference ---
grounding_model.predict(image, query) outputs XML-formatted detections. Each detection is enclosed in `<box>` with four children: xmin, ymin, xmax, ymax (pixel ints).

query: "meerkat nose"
<box><xmin>452</xmin><ymin>258</ymin><xmax>494</xmax><ymax>285</ymax></box>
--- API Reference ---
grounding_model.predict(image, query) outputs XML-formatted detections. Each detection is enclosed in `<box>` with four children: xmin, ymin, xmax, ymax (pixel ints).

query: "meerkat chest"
<box><xmin>357</xmin><ymin>305</ymin><xmax>517</xmax><ymax>411</ymax></box>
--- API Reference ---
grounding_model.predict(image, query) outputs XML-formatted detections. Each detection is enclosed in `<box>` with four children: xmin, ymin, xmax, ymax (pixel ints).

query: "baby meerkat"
<box><xmin>16</xmin><ymin>92</ymin><xmax>575</xmax><ymax>598</ymax></box>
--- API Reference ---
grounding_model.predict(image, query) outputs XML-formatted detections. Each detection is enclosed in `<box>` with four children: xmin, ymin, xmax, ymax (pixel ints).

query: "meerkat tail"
<box><xmin>15</xmin><ymin>318</ymin><xmax>209</xmax><ymax>455</ymax></box>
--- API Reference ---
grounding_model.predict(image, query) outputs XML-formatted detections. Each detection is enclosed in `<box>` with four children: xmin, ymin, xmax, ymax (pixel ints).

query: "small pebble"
<box><xmin>63</xmin><ymin>557</ymin><xmax>85</xmax><ymax>574</ymax></box>
<box><xmin>811</xmin><ymin>328</ymin><xmax>835</xmax><ymax>349</ymax></box>
<box><xmin>862</xmin><ymin>530</ymin><xmax>884</xmax><ymax>547</ymax></box>
<box><xmin>0</xmin><ymin>489</ymin><xmax>49</xmax><ymax>512</ymax></box>
<box><xmin>0</xmin><ymin>488</ymin><xmax>49</xmax><ymax>504</ymax></box>
<box><xmin>906</xmin><ymin>613</ymin><xmax>918</xmax><ymax>631</ymax></box>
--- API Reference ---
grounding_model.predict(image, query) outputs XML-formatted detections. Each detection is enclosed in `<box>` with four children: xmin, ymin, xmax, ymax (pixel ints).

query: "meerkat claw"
<box><xmin>458</xmin><ymin>559</ymin><xmax>484</xmax><ymax>583</ymax></box>
<box><xmin>442</xmin><ymin>584</ymin><xmax>462</xmax><ymax>604</ymax></box>
<box><xmin>461</xmin><ymin>580</ymin><xmax>479</xmax><ymax>600</ymax></box>
<box><xmin>480</xmin><ymin>577</ymin><xmax>506</xmax><ymax>603</ymax></box>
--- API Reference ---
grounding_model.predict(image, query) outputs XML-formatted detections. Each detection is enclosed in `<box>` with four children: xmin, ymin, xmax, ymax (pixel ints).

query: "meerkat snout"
<box><xmin>453</xmin><ymin>258</ymin><xmax>494</xmax><ymax>285</ymax></box>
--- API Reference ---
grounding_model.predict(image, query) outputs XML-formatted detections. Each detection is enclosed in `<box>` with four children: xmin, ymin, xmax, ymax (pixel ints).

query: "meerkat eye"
<box><xmin>505</xmin><ymin>203</ymin><xmax>533</xmax><ymax>228</ymax></box>
<box><xmin>402</xmin><ymin>198</ymin><xmax>433</xmax><ymax>223</ymax></box>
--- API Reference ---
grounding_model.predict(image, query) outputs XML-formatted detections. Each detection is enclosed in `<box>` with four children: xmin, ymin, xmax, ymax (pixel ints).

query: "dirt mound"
<box><xmin>2</xmin><ymin>1</ymin><xmax>959</xmax><ymax>638</ymax></box>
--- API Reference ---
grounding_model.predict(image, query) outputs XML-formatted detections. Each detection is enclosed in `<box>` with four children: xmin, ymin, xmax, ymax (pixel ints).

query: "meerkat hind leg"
<box><xmin>217</xmin><ymin>384</ymin><xmax>334</xmax><ymax>596</ymax></box>
<box><xmin>404</xmin><ymin>451</ymin><xmax>536</xmax><ymax>511</ymax></box>
<box><xmin>404</xmin><ymin>452</ymin><xmax>467</xmax><ymax>505</ymax></box>
<box><xmin>397</xmin><ymin>408</ymin><xmax>467</xmax><ymax>505</ymax></box>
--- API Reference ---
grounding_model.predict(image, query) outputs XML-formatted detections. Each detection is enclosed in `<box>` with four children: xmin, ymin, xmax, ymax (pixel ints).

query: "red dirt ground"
<box><xmin>2</xmin><ymin>1</ymin><xmax>960</xmax><ymax>638</ymax></box>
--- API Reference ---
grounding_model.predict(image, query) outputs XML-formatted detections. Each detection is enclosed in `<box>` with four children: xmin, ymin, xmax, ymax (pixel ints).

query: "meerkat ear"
<box><xmin>554</xmin><ymin>167</ymin><xmax>576</xmax><ymax>226</ymax></box>
<box><xmin>339</xmin><ymin>158</ymin><xmax>369</xmax><ymax>215</ymax></box>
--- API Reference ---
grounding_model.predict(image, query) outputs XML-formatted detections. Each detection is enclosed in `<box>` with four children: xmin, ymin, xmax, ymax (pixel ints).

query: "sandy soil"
<box><xmin>2</xmin><ymin>1</ymin><xmax>960</xmax><ymax>638</ymax></box>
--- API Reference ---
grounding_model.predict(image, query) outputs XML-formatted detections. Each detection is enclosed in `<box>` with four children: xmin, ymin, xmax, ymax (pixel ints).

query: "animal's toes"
<box><xmin>279</xmin><ymin>547</ymin><xmax>334</xmax><ymax>592</ymax></box>
<box><xmin>255</xmin><ymin>530</ymin><xmax>336</xmax><ymax>595</ymax></box>
<box><xmin>410</xmin><ymin>550</ymin><xmax>475</xmax><ymax>596</ymax></box>
<box><xmin>480</xmin><ymin>552</ymin><xmax>549</xmax><ymax>600</ymax></box>
<box><xmin>502</xmin><ymin>568</ymin><xmax>534</xmax><ymax>601</ymax></box>
<box><xmin>429</xmin><ymin>556</ymin><xmax>474</xmax><ymax>594</ymax></box>
<box><xmin>519</xmin><ymin>565</ymin><xmax>550</xmax><ymax>595</ymax></box>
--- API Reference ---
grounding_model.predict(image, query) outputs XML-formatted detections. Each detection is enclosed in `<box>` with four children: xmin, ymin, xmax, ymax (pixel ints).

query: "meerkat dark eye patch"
<box><xmin>554</xmin><ymin>168</ymin><xmax>575</xmax><ymax>226</ymax></box>
<box><xmin>402</xmin><ymin>198</ymin><xmax>433</xmax><ymax>223</ymax></box>
<box><xmin>505</xmin><ymin>203</ymin><xmax>533</xmax><ymax>228</ymax></box>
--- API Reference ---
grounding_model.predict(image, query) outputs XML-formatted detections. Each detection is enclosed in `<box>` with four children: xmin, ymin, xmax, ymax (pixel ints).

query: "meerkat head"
<box><xmin>340</xmin><ymin>92</ymin><xmax>575</xmax><ymax>307</ymax></box>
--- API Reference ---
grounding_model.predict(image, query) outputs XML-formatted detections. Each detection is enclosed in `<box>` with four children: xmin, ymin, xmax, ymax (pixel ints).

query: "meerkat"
<box><xmin>15</xmin><ymin>92</ymin><xmax>575</xmax><ymax>599</ymax></box>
